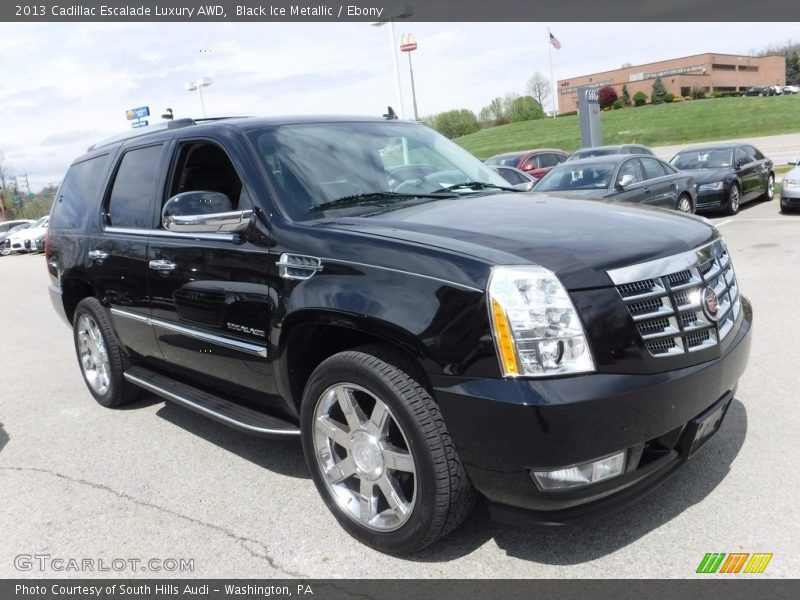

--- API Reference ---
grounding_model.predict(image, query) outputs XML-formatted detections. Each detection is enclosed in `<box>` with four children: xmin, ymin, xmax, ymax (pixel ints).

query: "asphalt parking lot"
<box><xmin>0</xmin><ymin>199</ymin><xmax>798</xmax><ymax>579</ymax></box>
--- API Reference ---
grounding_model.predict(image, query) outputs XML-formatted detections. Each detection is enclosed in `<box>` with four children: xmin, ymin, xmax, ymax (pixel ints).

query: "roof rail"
<box><xmin>87</xmin><ymin>118</ymin><xmax>197</xmax><ymax>152</ymax></box>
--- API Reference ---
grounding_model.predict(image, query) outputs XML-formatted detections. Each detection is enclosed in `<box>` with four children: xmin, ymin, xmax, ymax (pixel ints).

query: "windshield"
<box><xmin>534</xmin><ymin>162</ymin><xmax>616</xmax><ymax>191</ymax></box>
<box><xmin>247</xmin><ymin>121</ymin><xmax>509</xmax><ymax>220</ymax></box>
<box><xmin>670</xmin><ymin>149</ymin><xmax>734</xmax><ymax>170</ymax></box>
<box><xmin>485</xmin><ymin>153</ymin><xmax>525</xmax><ymax>167</ymax></box>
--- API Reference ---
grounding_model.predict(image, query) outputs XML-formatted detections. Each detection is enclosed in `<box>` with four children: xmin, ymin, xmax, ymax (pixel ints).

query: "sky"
<box><xmin>0</xmin><ymin>21</ymin><xmax>797</xmax><ymax>191</ymax></box>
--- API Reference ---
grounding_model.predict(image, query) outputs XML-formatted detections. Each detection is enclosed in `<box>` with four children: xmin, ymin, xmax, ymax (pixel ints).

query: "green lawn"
<box><xmin>455</xmin><ymin>95</ymin><xmax>800</xmax><ymax>159</ymax></box>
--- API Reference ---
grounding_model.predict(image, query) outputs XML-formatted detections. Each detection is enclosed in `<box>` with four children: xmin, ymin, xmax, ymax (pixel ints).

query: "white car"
<box><xmin>782</xmin><ymin>85</ymin><xmax>799</xmax><ymax>94</ymax></box>
<box><xmin>6</xmin><ymin>216</ymin><xmax>49</xmax><ymax>253</ymax></box>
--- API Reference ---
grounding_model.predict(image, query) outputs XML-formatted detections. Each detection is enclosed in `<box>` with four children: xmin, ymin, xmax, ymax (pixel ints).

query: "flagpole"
<box><xmin>548</xmin><ymin>27</ymin><xmax>556</xmax><ymax>118</ymax></box>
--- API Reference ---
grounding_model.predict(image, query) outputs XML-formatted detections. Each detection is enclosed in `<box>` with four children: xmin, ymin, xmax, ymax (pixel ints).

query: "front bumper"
<box><xmin>695</xmin><ymin>188</ymin><xmax>727</xmax><ymax>212</ymax></box>
<box><xmin>432</xmin><ymin>296</ymin><xmax>752</xmax><ymax>524</ymax></box>
<box><xmin>781</xmin><ymin>185</ymin><xmax>800</xmax><ymax>210</ymax></box>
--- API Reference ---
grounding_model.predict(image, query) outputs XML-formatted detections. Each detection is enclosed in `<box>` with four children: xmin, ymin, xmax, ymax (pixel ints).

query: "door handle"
<box><xmin>149</xmin><ymin>259</ymin><xmax>176</xmax><ymax>272</ymax></box>
<box><xmin>88</xmin><ymin>250</ymin><xmax>109</xmax><ymax>261</ymax></box>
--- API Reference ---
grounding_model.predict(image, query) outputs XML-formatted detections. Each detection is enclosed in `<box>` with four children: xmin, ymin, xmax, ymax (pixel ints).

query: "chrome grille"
<box><xmin>608</xmin><ymin>239</ymin><xmax>742</xmax><ymax>357</ymax></box>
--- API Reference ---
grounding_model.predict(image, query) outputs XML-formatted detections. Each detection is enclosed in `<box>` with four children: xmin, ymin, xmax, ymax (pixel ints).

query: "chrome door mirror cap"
<box><xmin>162</xmin><ymin>191</ymin><xmax>253</xmax><ymax>233</ymax></box>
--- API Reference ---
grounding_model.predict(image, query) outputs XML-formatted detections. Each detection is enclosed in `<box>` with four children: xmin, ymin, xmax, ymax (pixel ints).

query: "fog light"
<box><xmin>532</xmin><ymin>451</ymin><xmax>626</xmax><ymax>491</ymax></box>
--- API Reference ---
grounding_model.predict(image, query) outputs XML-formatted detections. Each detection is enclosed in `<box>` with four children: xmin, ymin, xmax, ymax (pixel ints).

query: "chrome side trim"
<box><xmin>110</xmin><ymin>308</ymin><xmax>267</xmax><ymax>358</ymax></box>
<box><xmin>123</xmin><ymin>373</ymin><xmax>300</xmax><ymax>436</ymax></box>
<box><xmin>320</xmin><ymin>258</ymin><xmax>484</xmax><ymax>293</ymax></box>
<box><xmin>607</xmin><ymin>238</ymin><xmax>725</xmax><ymax>285</ymax></box>
<box><xmin>105</xmin><ymin>226</ymin><xmax>235</xmax><ymax>242</ymax></box>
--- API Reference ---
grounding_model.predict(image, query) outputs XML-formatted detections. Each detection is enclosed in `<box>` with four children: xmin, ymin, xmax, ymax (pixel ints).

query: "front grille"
<box><xmin>611</xmin><ymin>239</ymin><xmax>742</xmax><ymax>357</ymax></box>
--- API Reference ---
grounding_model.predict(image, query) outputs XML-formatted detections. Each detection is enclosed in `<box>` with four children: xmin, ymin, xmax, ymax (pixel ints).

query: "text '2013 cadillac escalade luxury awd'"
<box><xmin>46</xmin><ymin>115</ymin><xmax>752</xmax><ymax>554</ymax></box>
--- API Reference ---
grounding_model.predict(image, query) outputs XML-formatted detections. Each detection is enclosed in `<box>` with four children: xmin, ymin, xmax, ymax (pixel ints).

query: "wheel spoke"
<box><xmin>368</xmin><ymin>401</ymin><xmax>390</xmax><ymax>436</ymax></box>
<box><xmin>336</xmin><ymin>386</ymin><xmax>366</xmax><ymax>431</ymax></box>
<box><xmin>316</xmin><ymin>415</ymin><xmax>352</xmax><ymax>449</ymax></box>
<box><xmin>377</xmin><ymin>474</ymin><xmax>410</xmax><ymax>519</ymax></box>
<box><xmin>383</xmin><ymin>446</ymin><xmax>415</xmax><ymax>473</ymax></box>
<box><xmin>359</xmin><ymin>478</ymin><xmax>377</xmax><ymax>524</ymax></box>
<box><xmin>323</xmin><ymin>455</ymin><xmax>357</xmax><ymax>484</ymax></box>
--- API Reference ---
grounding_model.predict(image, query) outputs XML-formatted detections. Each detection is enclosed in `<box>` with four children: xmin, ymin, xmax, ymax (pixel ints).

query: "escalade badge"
<box><xmin>702</xmin><ymin>287</ymin><xmax>720</xmax><ymax>322</ymax></box>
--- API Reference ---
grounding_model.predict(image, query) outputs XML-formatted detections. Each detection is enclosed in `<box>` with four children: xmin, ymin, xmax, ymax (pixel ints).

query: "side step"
<box><xmin>124</xmin><ymin>366</ymin><xmax>300</xmax><ymax>437</ymax></box>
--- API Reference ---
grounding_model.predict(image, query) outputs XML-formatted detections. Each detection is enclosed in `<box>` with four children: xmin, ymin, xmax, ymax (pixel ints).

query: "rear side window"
<box><xmin>538</xmin><ymin>153</ymin><xmax>561</xmax><ymax>168</ymax></box>
<box><xmin>50</xmin><ymin>155</ymin><xmax>110</xmax><ymax>230</ymax></box>
<box><xmin>640</xmin><ymin>158</ymin><xmax>669</xmax><ymax>179</ymax></box>
<box><xmin>106</xmin><ymin>145</ymin><xmax>164</xmax><ymax>228</ymax></box>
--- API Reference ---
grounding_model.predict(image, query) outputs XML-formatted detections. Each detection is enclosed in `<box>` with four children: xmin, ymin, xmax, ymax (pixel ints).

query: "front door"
<box><xmin>145</xmin><ymin>138</ymin><xmax>280</xmax><ymax>412</ymax></box>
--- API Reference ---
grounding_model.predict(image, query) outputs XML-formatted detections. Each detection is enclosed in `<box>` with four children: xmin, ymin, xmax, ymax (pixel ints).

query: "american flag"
<box><xmin>549</xmin><ymin>32</ymin><xmax>561</xmax><ymax>50</ymax></box>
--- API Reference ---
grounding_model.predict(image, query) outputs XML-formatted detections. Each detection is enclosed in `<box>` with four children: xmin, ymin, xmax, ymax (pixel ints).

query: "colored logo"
<box><xmin>696</xmin><ymin>552</ymin><xmax>773</xmax><ymax>574</ymax></box>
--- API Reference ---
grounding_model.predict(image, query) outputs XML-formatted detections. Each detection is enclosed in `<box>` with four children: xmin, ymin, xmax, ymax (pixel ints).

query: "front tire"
<box><xmin>676</xmin><ymin>193</ymin><xmax>693</xmax><ymax>213</ymax></box>
<box><xmin>72</xmin><ymin>297</ymin><xmax>140</xmax><ymax>408</ymax></box>
<box><xmin>300</xmin><ymin>346</ymin><xmax>475</xmax><ymax>554</ymax></box>
<box><xmin>725</xmin><ymin>184</ymin><xmax>741</xmax><ymax>215</ymax></box>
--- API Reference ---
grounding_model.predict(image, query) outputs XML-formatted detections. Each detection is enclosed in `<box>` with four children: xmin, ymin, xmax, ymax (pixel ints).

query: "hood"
<box><xmin>679</xmin><ymin>168</ymin><xmax>732</xmax><ymax>185</ymax></box>
<box><xmin>316</xmin><ymin>193</ymin><xmax>717</xmax><ymax>290</ymax></box>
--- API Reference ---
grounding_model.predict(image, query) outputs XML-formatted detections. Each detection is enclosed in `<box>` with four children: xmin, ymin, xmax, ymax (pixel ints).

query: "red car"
<box><xmin>485</xmin><ymin>148</ymin><xmax>569</xmax><ymax>179</ymax></box>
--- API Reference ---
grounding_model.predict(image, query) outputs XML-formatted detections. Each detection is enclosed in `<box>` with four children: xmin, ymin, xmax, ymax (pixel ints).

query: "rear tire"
<box><xmin>72</xmin><ymin>297</ymin><xmax>141</xmax><ymax>408</ymax></box>
<box><xmin>300</xmin><ymin>345</ymin><xmax>475</xmax><ymax>554</ymax></box>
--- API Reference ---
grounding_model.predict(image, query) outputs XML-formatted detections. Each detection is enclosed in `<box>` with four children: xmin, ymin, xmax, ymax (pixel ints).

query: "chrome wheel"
<box><xmin>312</xmin><ymin>383</ymin><xmax>416</xmax><ymax>532</ymax></box>
<box><xmin>77</xmin><ymin>314</ymin><xmax>110</xmax><ymax>395</ymax></box>
<box><xmin>729</xmin><ymin>185</ymin><xmax>740</xmax><ymax>213</ymax></box>
<box><xmin>767</xmin><ymin>175</ymin><xmax>775</xmax><ymax>200</ymax></box>
<box><xmin>677</xmin><ymin>194</ymin><xmax>693</xmax><ymax>213</ymax></box>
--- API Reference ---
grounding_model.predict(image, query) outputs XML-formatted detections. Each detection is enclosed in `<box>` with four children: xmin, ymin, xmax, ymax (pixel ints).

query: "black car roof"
<box><xmin>556</xmin><ymin>154</ymin><xmax>654</xmax><ymax>166</ymax></box>
<box><xmin>674</xmin><ymin>144</ymin><xmax>742</xmax><ymax>153</ymax></box>
<box><xmin>87</xmin><ymin>115</ymin><xmax>411</xmax><ymax>152</ymax></box>
<box><xmin>574</xmin><ymin>144</ymin><xmax>646</xmax><ymax>152</ymax></box>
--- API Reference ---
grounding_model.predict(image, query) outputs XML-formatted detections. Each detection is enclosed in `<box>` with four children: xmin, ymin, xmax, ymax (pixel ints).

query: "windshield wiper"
<box><xmin>431</xmin><ymin>181</ymin><xmax>520</xmax><ymax>193</ymax></box>
<box><xmin>311</xmin><ymin>191</ymin><xmax>454</xmax><ymax>212</ymax></box>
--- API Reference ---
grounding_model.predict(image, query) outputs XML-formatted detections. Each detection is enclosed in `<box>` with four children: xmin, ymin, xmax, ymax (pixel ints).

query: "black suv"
<box><xmin>47</xmin><ymin>116</ymin><xmax>752</xmax><ymax>554</ymax></box>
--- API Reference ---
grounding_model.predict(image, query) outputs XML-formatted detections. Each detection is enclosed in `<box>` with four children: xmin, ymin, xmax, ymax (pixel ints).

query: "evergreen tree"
<box><xmin>651</xmin><ymin>77</ymin><xmax>668</xmax><ymax>104</ymax></box>
<box><xmin>621</xmin><ymin>84</ymin><xmax>632</xmax><ymax>106</ymax></box>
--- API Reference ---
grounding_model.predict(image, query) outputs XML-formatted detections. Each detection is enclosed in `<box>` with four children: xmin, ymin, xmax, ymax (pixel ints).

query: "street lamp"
<box><xmin>400</xmin><ymin>33</ymin><xmax>419</xmax><ymax>121</ymax></box>
<box><xmin>372</xmin><ymin>6</ymin><xmax>413</xmax><ymax>119</ymax></box>
<box><xmin>185</xmin><ymin>77</ymin><xmax>213</xmax><ymax>118</ymax></box>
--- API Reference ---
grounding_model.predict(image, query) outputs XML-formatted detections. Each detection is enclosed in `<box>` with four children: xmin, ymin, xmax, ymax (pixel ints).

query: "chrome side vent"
<box><xmin>277</xmin><ymin>253</ymin><xmax>323</xmax><ymax>281</ymax></box>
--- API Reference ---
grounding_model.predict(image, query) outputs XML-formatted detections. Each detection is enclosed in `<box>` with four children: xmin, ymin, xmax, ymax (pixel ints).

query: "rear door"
<box><xmin>87</xmin><ymin>143</ymin><xmax>167</xmax><ymax>361</ymax></box>
<box><xmin>145</xmin><ymin>136</ymin><xmax>281</xmax><ymax>411</ymax></box>
<box><xmin>735</xmin><ymin>146</ymin><xmax>760</xmax><ymax>201</ymax></box>
<box><xmin>638</xmin><ymin>157</ymin><xmax>678</xmax><ymax>208</ymax></box>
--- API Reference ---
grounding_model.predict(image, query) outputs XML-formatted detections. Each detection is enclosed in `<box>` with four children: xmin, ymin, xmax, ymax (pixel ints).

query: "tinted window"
<box><xmin>521</xmin><ymin>155</ymin><xmax>540</xmax><ymax>170</ymax></box>
<box><xmin>106</xmin><ymin>145</ymin><xmax>164</xmax><ymax>228</ymax></box>
<box><xmin>744</xmin><ymin>146</ymin><xmax>760</xmax><ymax>162</ymax></box>
<box><xmin>498</xmin><ymin>168</ymin><xmax>524</xmax><ymax>185</ymax></box>
<box><xmin>538</xmin><ymin>153</ymin><xmax>561</xmax><ymax>168</ymax></box>
<box><xmin>752</xmin><ymin>147</ymin><xmax>765</xmax><ymax>160</ymax></box>
<box><xmin>486</xmin><ymin>153</ymin><xmax>525</xmax><ymax>167</ymax></box>
<box><xmin>640</xmin><ymin>158</ymin><xmax>669</xmax><ymax>180</ymax></box>
<box><xmin>535</xmin><ymin>162</ymin><xmax>617</xmax><ymax>191</ymax></box>
<box><xmin>50</xmin><ymin>155</ymin><xmax>110</xmax><ymax>230</ymax></box>
<box><xmin>735</xmin><ymin>147</ymin><xmax>748</xmax><ymax>166</ymax></box>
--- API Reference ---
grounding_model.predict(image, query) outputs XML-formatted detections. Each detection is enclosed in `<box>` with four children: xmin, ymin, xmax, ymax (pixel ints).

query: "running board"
<box><xmin>124</xmin><ymin>366</ymin><xmax>300</xmax><ymax>437</ymax></box>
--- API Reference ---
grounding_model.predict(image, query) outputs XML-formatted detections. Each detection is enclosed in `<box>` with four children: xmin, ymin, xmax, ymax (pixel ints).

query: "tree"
<box><xmin>787</xmin><ymin>51</ymin><xmax>800</xmax><ymax>85</ymax></box>
<box><xmin>621</xmin><ymin>62</ymin><xmax>633</xmax><ymax>69</ymax></box>
<box><xmin>598</xmin><ymin>86</ymin><xmax>618</xmax><ymax>109</ymax></box>
<box><xmin>621</xmin><ymin>84</ymin><xmax>632</xmax><ymax>106</ymax></box>
<box><xmin>0</xmin><ymin>151</ymin><xmax>10</xmax><ymax>219</ymax></box>
<box><xmin>478</xmin><ymin>97</ymin><xmax>507</xmax><ymax>123</ymax></box>
<box><xmin>525</xmin><ymin>73</ymin><xmax>551</xmax><ymax>110</ymax></box>
<box><xmin>502</xmin><ymin>92</ymin><xmax>520</xmax><ymax>116</ymax></box>
<box><xmin>651</xmin><ymin>77</ymin><xmax>668</xmax><ymax>104</ymax></box>
<box><xmin>429</xmin><ymin>109</ymin><xmax>480</xmax><ymax>139</ymax></box>
<box><xmin>633</xmin><ymin>91</ymin><xmax>648</xmax><ymax>106</ymax></box>
<box><xmin>507</xmin><ymin>96</ymin><xmax>545</xmax><ymax>122</ymax></box>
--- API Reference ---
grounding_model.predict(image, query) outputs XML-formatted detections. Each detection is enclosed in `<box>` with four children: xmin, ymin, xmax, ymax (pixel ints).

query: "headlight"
<box><xmin>784</xmin><ymin>178</ymin><xmax>800</xmax><ymax>188</ymax></box>
<box><xmin>487</xmin><ymin>265</ymin><xmax>595</xmax><ymax>377</ymax></box>
<box><xmin>697</xmin><ymin>181</ymin><xmax>724</xmax><ymax>192</ymax></box>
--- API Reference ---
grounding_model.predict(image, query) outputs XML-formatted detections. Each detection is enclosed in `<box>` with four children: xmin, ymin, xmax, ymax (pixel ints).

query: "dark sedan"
<box><xmin>533</xmin><ymin>154</ymin><xmax>696</xmax><ymax>212</ymax></box>
<box><xmin>669</xmin><ymin>144</ymin><xmax>774</xmax><ymax>215</ymax></box>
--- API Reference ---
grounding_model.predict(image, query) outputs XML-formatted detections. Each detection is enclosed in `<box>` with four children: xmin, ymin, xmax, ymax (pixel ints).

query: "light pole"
<box><xmin>185</xmin><ymin>77</ymin><xmax>213</xmax><ymax>118</ymax></box>
<box><xmin>400</xmin><ymin>33</ymin><xmax>419</xmax><ymax>121</ymax></box>
<box><xmin>372</xmin><ymin>6</ymin><xmax>413</xmax><ymax>119</ymax></box>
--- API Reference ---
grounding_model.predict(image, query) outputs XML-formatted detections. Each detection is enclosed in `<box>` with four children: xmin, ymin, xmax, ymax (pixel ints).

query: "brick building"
<box><xmin>557</xmin><ymin>52</ymin><xmax>786</xmax><ymax>113</ymax></box>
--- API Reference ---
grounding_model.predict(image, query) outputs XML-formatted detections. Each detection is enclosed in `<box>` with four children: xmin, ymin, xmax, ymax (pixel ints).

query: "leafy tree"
<box><xmin>651</xmin><ymin>77</ymin><xmax>668</xmax><ymax>104</ymax></box>
<box><xmin>787</xmin><ymin>51</ymin><xmax>800</xmax><ymax>85</ymax></box>
<box><xmin>479</xmin><ymin>97</ymin><xmax>507</xmax><ymax>123</ymax></box>
<box><xmin>598</xmin><ymin>86</ymin><xmax>618</xmax><ymax>109</ymax></box>
<box><xmin>430</xmin><ymin>109</ymin><xmax>480</xmax><ymax>139</ymax></box>
<box><xmin>502</xmin><ymin>92</ymin><xmax>520</xmax><ymax>116</ymax></box>
<box><xmin>633</xmin><ymin>91</ymin><xmax>648</xmax><ymax>106</ymax></box>
<box><xmin>621</xmin><ymin>84</ymin><xmax>632</xmax><ymax>106</ymax></box>
<box><xmin>525</xmin><ymin>73</ymin><xmax>551</xmax><ymax>109</ymax></box>
<box><xmin>508</xmin><ymin>96</ymin><xmax>545</xmax><ymax>122</ymax></box>
<box><xmin>612</xmin><ymin>99</ymin><xmax>624</xmax><ymax>110</ymax></box>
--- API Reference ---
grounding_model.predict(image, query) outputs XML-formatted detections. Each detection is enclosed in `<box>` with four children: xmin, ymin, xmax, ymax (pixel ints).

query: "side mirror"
<box><xmin>616</xmin><ymin>174</ymin><xmax>636</xmax><ymax>189</ymax></box>
<box><xmin>162</xmin><ymin>191</ymin><xmax>253</xmax><ymax>233</ymax></box>
<box><xmin>736</xmin><ymin>158</ymin><xmax>747</xmax><ymax>169</ymax></box>
<box><xmin>513</xmin><ymin>181</ymin><xmax>535</xmax><ymax>192</ymax></box>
